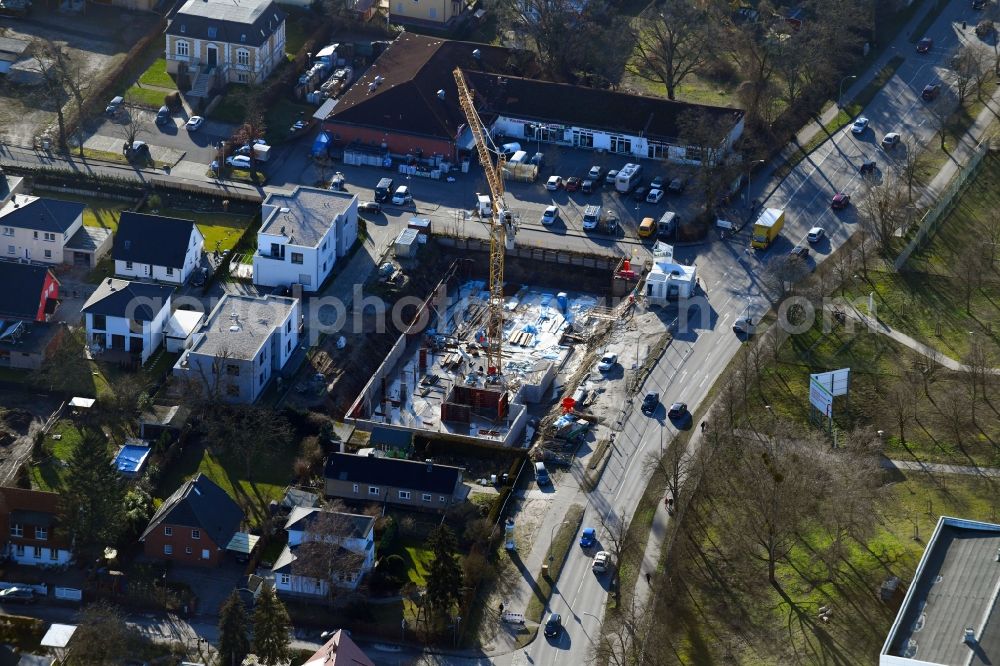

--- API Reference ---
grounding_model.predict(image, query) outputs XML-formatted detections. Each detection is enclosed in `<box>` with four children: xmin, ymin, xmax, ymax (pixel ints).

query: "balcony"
<box><xmin>257</xmin><ymin>250</ymin><xmax>286</xmax><ymax>261</ymax></box>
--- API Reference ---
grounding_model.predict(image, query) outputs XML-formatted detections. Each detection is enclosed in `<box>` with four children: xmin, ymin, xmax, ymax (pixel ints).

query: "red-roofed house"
<box><xmin>301</xmin><ymin>630</ymin><xmax>374</xmax><ymax>666</ymax></box>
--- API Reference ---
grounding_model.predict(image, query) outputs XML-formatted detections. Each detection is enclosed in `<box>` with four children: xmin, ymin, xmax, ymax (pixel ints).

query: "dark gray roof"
<box><xmin>81</xmin><ymin>279</ymin><xmax>174</xmax><ymax>322</ymax></box>
<box><xmin>188</xmin><ymin>293</ymin><xmax>298</xmax><ymax>361</ymax></box>
<box><xmin>114</xmin><ymin>212</ymin><xmax>201</xmax><ymax>269</ymax></box>
<box><xmin>168</xmin><ymin>0</ymin><xmax>286</xmax><ymax>49</ymax></box>
<box><xmin>0</xmin><ymin>195</ymin><xmax>83</xmax><ymax>234</ymax></box>
<box><xmin>0</xmin><ymin>261</ymin><xmax>54</xmax><ymax>320</ymax></box>
<box><xmin>324</xmin><ymin>452</ymin><xmax>462</xmax><ymax>495</ymax></box>
<box><xmin>284</xmin><ymin>507</ymin><xmax>374</xmax><ymax>540</ymax></box>
<box><xmin>885</xmin><ymin>517</ymin><xmax>1000</xmax><ymax>666</ymax></box>
<box><xmin>64</xmin><ymin>225</ymin><xmax>111</xmax><ymax>252</ymax></box>
<box><xmin>140</xmin><ymin>473</ymin><xmax>244</xmax><ymax>548</ymax></box>
<box><xmin>369</xmin><ymin>426</ymin><xmax>413</xmax><ymax>450</ymax></box>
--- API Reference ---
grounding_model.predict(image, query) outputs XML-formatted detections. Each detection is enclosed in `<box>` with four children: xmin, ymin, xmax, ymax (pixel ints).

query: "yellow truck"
<box><xmin>751</xmin><ymin>208</ymin><xmax>785</xmax><ymax>249</ymax></box>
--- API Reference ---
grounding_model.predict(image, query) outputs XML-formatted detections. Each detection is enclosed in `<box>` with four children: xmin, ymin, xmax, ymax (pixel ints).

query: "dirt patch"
<box><xmin>0</xmin><ymin>8</ymin><xmax>161</xmax><ymax>146</ymax></box>
<box><xmin>0</xmin><ymin>388</ymin><xmax>62</xmax><ymax>487</ymax></box>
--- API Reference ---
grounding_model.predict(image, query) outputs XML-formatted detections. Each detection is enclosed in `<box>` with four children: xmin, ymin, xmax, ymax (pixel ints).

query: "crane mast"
<box><xmin>453</xmin><ymin>68</ymin><xmax>517</xmax><ymax>376</ymax></box>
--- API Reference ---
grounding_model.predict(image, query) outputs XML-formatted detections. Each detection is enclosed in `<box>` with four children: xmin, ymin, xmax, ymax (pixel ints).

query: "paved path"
<box><xmin>883</xmin><ymin>458</ymin><xmax>1000</xmax><ymax>478</ymax></box>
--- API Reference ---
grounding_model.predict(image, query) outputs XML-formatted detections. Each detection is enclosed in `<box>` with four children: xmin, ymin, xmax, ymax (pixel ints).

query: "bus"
<box><xmin>615</xmin><ymin>163</ymin><xmax>643</xmax><ymax>193</ymax></box>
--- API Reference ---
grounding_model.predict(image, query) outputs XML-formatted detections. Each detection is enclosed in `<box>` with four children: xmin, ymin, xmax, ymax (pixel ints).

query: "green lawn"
<box><xmin>138</xmin><ymin>57</ymin><xmax>175</xmax><ymax>89</ymax></box>
<box><xmin>155</xmin><ymin>443</ymin><xmax>295</xmax><ymax>526</ymax></box>
<box><xmin>29</xmin><ymin>420</ymin><xmax>84</xmax><ymax>492</ymax></box>
<box><xmin>125</xmin><ymin>84</ymin><xmax>171</xmax><ymax>110</ymax></box>
<box><xmin>399</xmin><ymin>538</ymin><xmax>435</xmax><ymax>587</ymax></box>
<box><xmin>284</xmin><ymin>11</ymin><xmax>313</xmax><ymax>57</ymax></box>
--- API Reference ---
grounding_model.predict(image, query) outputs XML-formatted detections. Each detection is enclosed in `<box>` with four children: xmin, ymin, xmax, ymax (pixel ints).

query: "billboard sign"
<box><xmin>809</xmin><ymin>375</ymin><xmax>833</xmax><ymax>416</ymax></box>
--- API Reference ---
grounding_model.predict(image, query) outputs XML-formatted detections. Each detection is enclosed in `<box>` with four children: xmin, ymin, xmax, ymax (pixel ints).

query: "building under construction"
<box><xmin>345</xmin><ymin>268</ymin><xmax>621</xmax><ymax>447</ymax></box>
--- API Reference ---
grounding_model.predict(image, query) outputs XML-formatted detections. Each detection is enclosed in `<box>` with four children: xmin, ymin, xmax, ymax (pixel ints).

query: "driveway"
<box><xmin>84</xmin><ymin>108</ymin><xmax>238</xmax><ymax>166</ymax></box>
<box><xmin>169</xmin><ymin>560</ymin><xmax>245</xmax><ymax>618</ymax></box>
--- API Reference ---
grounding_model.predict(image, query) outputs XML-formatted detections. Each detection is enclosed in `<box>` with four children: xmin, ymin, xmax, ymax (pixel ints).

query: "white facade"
<box><xmin>491</xmin><ymin>113</ymin><xmax>745</xmax><ymax>166</ymax></box>
<box><xmin>274</xmin><ymin>513</ymin><xmax>375</xmax><ymax>597</ymax></box>
<box><xmin>6</xmin><ymin>543</ymin><xmax>72</xmax><ymax>567</ymax></box>
<box><xmin>114</xmin><ymin>226</ymin><xmax>204</xmax><ymax>285</ymax></box>
<box><xmin>0</xmin><ymin>212</ymin><xmax>82</xmax><ymax>265</ymax></box>
<box><xmin>85</xmin><ymin>297</ymin><xmax>172</xmax><ymax>365</ymax></box>
<box><xmin>645</xmin><ymin>259</ymin><xmax>697</xmax><ymax>305</ymax></box>
<box><xmin>253</xmin><ymin>189</ymin><xmax>359</xmax><ymax>293</ymax></box>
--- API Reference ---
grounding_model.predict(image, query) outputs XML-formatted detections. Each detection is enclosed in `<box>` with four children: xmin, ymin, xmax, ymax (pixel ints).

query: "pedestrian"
<box><xmin>646</xmin><ymin>572</ymin><xmax>651</xmax><ymax>584</ymax></box>
<box><xmin>963</xmin><ymin>20</ymin><xmax>967</xmax><ymax>29</ymax></box>
<box><xmin>700</xmin><ymin>420</ymin><xmax>707</xmax><ymax>432</ymax></box>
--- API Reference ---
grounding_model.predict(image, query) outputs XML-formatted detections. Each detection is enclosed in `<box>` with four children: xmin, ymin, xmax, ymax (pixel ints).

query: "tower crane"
<box><xmin>453</xmin><ymin>68</ymin><xmax>517</xmax><ymax>376</ymax></box>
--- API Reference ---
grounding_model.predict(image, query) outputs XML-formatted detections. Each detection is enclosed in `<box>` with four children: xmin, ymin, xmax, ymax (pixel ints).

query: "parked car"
<box><xmin>155</xmin><ymin>105</ymin><xmax>171</xmax><ymax>126</ymax></box>
<box><xmin>565</xmin><ymin>176</ymin><xmax>581</xmax><ymax>192</ymax></box>
<box><xmin>641</xmin><ymin>392</ymin><xmax>659</xmax><ymax>415</ymax></box>
<box><xmin>127</xmin><ymin>141</ymin><xmax>149</xmax><ymax>161</ymax></box>
<box><xmin>831</xmin><ymin>192</ymin><xmax>851</xmax><ymax>209</ymax></box>
<box><xmin>604</xmin><ymin>169</ymin><xmax>619</xmax><ymax>185</ymax></box>
<box><xmin>790</xmin><ymin>245</ymin><xmax>810</xmax><ymax>260</ymax></box>
<box><xmin>0</xmin><ymin>587</ymin><xmax>34</xmax><ymax>604</ymax></box>
<box><xmin>667</xmin><ymin>402</ymin><xmax>688</xmax><ymax>420</ymax></box>
<box><xmin>881</xmin><ymin>132</ymin><xmax>901</xmax><ymax>149</ymax></box>
<box><xmin>807</xmin><ymin>226</ymin><xmax>826</xmax><ymax>243</ymax></box>
<box><xmin>588</xmin><ymin>165</ymin><xmax>603</xmax><ymax>179</ymax></box>
<box><xmin>668</xmin><ymin>177</ymin><xmax>687</xmax><ymax>194</ymax></box>
<box><xmin>860</xmin><ymin>159</ymin><xmax>877</xmax><ymax>175</ymax></box>
<box><xmin>226</xmin><ymin>155</ymin><xmax>252</xmax><ymax>170</ymax></box>
<box><xmin>544</xmin><ymin>614</ymin><xmax>563</xmax><ymax>638</ymax></box>
<box><xmin>632</xmin><ymin>185</ymin><xmax>649</xmax><ymax>202</ymax></box>
<box><xmin>597</xmin><ymin>353</ymin><xmax>618</xmax><ymax>372</ymax></box>
<box><xmin>646</xmin><ymin>188</ymin><xmax>664</xmax><ymax>204</ymax></box>
<box><xmin>358</xmin><ymin>201</ymin><xmax>381</xmax><ymax>213</ymax></box>
<box><xmin>917</xmin><ymin>37</ymin><xmax>933</xmax><ymax>53</ymax></box>
<box><xmin>105</xmin><ymin>95</ymin><xmax>124</xmax><ymax>117</ymax></box>
<box><xmin>580</xmin><ymin>527</ymin><xmax>597</xmax><ymax>548</ymax></box>
<box><xmin>190</xmin><ymin>267</ymin><xmax>207</xmax><ymax>287</ymax></box>
<box><xmin>581</xmin><ymin>179</ymin><xmax>595</xmax><ymax>194</ymax></box>
<box><xmin>391</xmin><ymin>186</ymin><xmax>412</xmax><ymax>205</ymax></box>
<box><xmin>851</xmin><ymin>117</ymin><xmax>869</xmax><ymax>135</ymax></box>
<box><xmin>650</xmin><ymin>176</ymin><xmax>665</xmax><ymax>190</ymax></box>
<box><xmin>545</xmin><ymin>175</ymin><xmax>563</xmax><ymax>191</ymax></box>
<box><xmin>185</xmin><ymin>116</ymin><xmax>205</xmax><ymax>131</ymax></box>
<box><xmin>530</xmin><ymin>152</ymin><xmax>545</xmax><ymax>166</ymax></box>
<box><xmin>921</xmin><ymin>84</ymin><xmax>941</xmax><ymax>101</ymax></box>
<box><xmin>540</xmin><ymin>205</ymin><xmax>559</xmax><ymax>226</ymax></box>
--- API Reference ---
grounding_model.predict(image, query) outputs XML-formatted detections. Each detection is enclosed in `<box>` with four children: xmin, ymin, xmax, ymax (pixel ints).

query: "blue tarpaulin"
<box><xmin>311</xmin><ymin>131</ymin><xmax>331</xmax><ymax>158</ymax></box>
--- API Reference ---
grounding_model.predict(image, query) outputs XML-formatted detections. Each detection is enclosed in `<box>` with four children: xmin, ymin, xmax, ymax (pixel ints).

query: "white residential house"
<box><xmin>82</xmin><ymin>279</ymin><xmax>174</xmax><ymax>366</ymax></box>
<box><xmin>0</xmin><ymin>194</ymin><xmax>112</xmax><ymax>268</ymax></box>
<box><xmin>272</xmin><ymin>508</ymin><xmax>376</xmax><ymax>597</ymax></box>
<box><xmin>173</xmin><ymin>294</ymin><xmax>300</xmax><ymax>403</ymax></box>
<box><xmin>113</xmin><ymin>213</ymin><xmax>204</xmax><ymax>286</ymax></box>
<box><xmin>253</xmin><ymin>187</ymin><xmax>359</xmax><ymax>293</ymax></box>
<box><xmin>165</xmin><ymin>0</ymin><xmax>286</xmax><ymax>98</ymax></box>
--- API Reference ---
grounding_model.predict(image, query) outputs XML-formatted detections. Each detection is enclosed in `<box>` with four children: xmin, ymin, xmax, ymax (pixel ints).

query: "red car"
<box><xmin>565</xmin><ymin>176</ymin><xmax>582</xmax><ymax>192</ymax></box>
<box><xmin>831</xmin><ymin>192</ymin><xmax>851</xmax><ymax>209</ymax></box>
<box><xmin>917</xmin><ymin>37</ymin><xmax>933</xmax><ymax>53</ymax></box>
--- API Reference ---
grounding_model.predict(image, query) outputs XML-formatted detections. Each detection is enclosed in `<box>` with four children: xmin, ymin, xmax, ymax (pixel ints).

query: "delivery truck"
<box><xmin>751</xmin><ymin>208</ymin><xmax>785</xmax><ymax>250</ymax></box>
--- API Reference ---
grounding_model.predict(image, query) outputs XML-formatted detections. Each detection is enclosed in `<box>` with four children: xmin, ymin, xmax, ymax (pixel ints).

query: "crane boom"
<box><xmin>453</xmin><ymin>67</ymin><xmax>516</xmax><ymax>375</ymax></box>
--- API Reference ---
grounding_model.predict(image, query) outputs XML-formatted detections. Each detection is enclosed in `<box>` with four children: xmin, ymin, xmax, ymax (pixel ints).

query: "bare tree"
<box><xmin>678</xmin><ymin>110</ymin><xmax>743</xmax><ymax>217</ymax></box>
<box><xmin>985</xmin><ymin>208</ymin><xmax>1000</xmax><ymax>266</ymax></box>
<box><xmin>880</xmin><ymin>375</ymin><xmax>917</xmax><ymax>447</ymax></box>
<box><xmin>119</xmin><ymin>95</ymin><xmax>149</xmax><ymax>160</ymax></box>
<box><xmin>629</xmin><ymin>0</ymin><xmax>714</xmax><ymax>100</ymax></box>
<box><xmin>929</xmin><ymin>96</ymin><xmax>955</xmax><ymax>150</ymax></box>
<box><xmin>599</xmin><ymin>510</ymin><xmax>633</xmax><ymax>605</ymax></box>
<box><xmin>955</xmin><ymin>242</ymin><xmax>990</xmax><ymax>314</ymax></box>
<box><xmin>68</xmin><ymin>602</ymin><xmax>134</xmax><ymax>664</ymax></box>
<box><xmin>587</xmin><ymin>592</ymin><xmax>651</xmax><ymax>666</ymax></box>
<box><xmin>728</xmin><ymin>21</ymin><xmax>781</xmax><ymax>125</ymax></box>
<box><xmin>759</xmin><ymin>254</ymin><xmax>809</xmax><ymax>302</ymax></box>
<box><xmin>961</xmin><ymin>336</ymin><xmax>995</xmax><ymax>423</ymax></box>
<box><xmin>27</xmin><ymin>38</ymin><xmax>72</xmax><ymax>148</ymax></box>
<box><xmin>859</xmin><ymin>174</ymin><xmax>909</xmax><ymax>255</ymax></box>
<box><xmin>951</xmin><ymin>46</ymin><xmax>983</xmax><ymax>106</ymax></box>
<box><xmin>897</xmin><ymin>136</ymin><xmax>925</xmax><ymax>203</ymax></box>
<box><xmin>643</xmin><ymin>443</ymin><xmax>693</xmax><ymax>508</ymax></box>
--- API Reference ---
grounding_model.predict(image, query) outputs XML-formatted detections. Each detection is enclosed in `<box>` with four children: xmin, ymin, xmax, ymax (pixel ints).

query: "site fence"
<box><xmin>893</xmin><ymin>139</ymin><xmax>992</xmax><ymax>270</ymax></box>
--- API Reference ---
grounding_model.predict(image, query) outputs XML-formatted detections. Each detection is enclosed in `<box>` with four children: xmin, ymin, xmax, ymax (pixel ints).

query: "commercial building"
<box><xmin>881</xmin><ymin>516</ymin><xmax>1000</xmax><ymax>666</ymax></box>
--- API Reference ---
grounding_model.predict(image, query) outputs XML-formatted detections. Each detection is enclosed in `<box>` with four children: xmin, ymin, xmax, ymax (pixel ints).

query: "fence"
<box><xmin>54</xmin><ymin>587</ymin><xmax>82</xmax><ymax>602</ymax></box>
<box><xmin>893</xmin><ymin>139</ymin><xmax>992</xmax><ymax>270</ymax></box>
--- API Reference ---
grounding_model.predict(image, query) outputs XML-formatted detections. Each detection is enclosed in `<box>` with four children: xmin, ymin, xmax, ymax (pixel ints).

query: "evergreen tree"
<box><xmin>218</xmin><ymin>590</ymin><xmax>251</xmax><ymax>666</ymax></box>
<box><xmin>425</xmin><ymin>525</ymin><xmax>463</xmax><ymax>615</ymax></box>
<box><xmin>63</xmin><ymin>428</ymin><xmax>125</xmax><ymax>564</ymax></box>
<box><xmin>252</xmin><ymin>586</ymin><xmax>292</xmax><ymax>665</ymax></box>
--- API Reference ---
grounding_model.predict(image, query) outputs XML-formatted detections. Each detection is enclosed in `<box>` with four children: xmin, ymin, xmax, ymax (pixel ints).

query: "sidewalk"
<box><xmin>883</xmin><ymin>458</ymin><xmax>1000</xmax><ymax>477</ymax></box>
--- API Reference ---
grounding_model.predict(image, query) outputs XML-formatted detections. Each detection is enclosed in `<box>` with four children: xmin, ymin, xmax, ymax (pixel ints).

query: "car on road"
<box><xmin>922</xmin><ymin>83</ymin><xmax>941</xmax><ymax>101</ymax></box>
<box><xmin>807</xmin><ymin>226</ymin><xmax>826</xmax><ymax>243</ymax></box>
<box><xmin>605</xmin><ymin>169</ymin><xmax>619</xmax><ymax>185</ymax></box>
<box><xmin>540</xmin><ymin>205</ymin><xmax>559</xmax><ymax>226</ymax></box>
<box><xmin>0</xmin><ymin>587</ymin><xmax>34</xmax><ymax>604</ymax></box>
<box><xmin>790</xmin><ymin>245</ymin><xmax>810</xmax><ymax>260</ymax></box>
<box><xmin>632</xmin><ymin>185</ymin><xmax>649</xmax><ymax>202</ymax></box>
<box><xmin>881</xmin><ymin>132</ymin><xmax>901</xmax><ymax>149</ymax></box>
<box><xmin>580</xmin><ymin>527</ymin><xmax>596</xmax><ymax>548</ymax></box>
<box><xmin>358</xmin><ymin>201</ymin><xmax>381</xmax><ymax>213</ymax></box>
<box><xmin>226</xmin><ymin>155</ymin><xmax>252</xmax><ymax>170</ymax></box>
<box><xmin>544</xmin><ymin>614</ymin><xmax>563</xmax><ymax>638</ymax></box>
<box><xmin>641</xmin><ymin>392</ymin><xmax>660</xmax><ymax>415</ymax></box>
<box><xmin>831</xmin><ymin>192</ymin><xmax>851</xmax><ymax>209</ymax></box>
<box><xmin>646</xmin><ymin>188</ymin><xmax>664</xmax><ymax>204</ymax></box>
<box><xmin>565</xmin><ymin>176</ymin><xmax>582</xmax><ymax>192</ymax></box>
<box><xmin>592</xmin><ymin>551</ymin><xmax>612</xmax><ymax>574</ymax></box>
<box><xmin>860</xmin><ymin>159</ymin><xmax>877</xmax><ymax>175</ymax></box>
<box><xmin>650</xmin><ymin>176</ymin><xmax>665</xmax><ymax>191</ymax></box>
<box><xmin>851</xmin><ymin>117</ymin><xmax>869</xmax><ymax>135</ymax></box>
<box><xmin>597</xmin><ymin>353</ymin><xmax>618</xmax><ymax>372</ymax></box>
<box><xmin>185</xmin><ymin>116</ymin><xmax>205</xmax><ymax>131</ymax></box>
<box><xmin>588</xmin><ymin>165</ymin><xmax>603</xmax><ymax>180</ymax></box>
<box><xmin>667</xmin><ymin>402</ymin><xmax>688</xmax><ymax>420</ymax></box>
<box><xmin>545</xmin><ymin>175</ymin><xmax>563</xmax><ymax>191</ymax></box>
<box><xmin>155</xmin><ymin>105</ymin><xmax>171</xmax><ymax>126</ymax></box>
<box><xmin>668</xmin><ymin>177</ymin><xmax>687</xmax><ymax>194</ymax></box>
<box><xmin>917</xmin><ymin>37</ymin><xmax>933</xmax><ymax>53</ymax></box>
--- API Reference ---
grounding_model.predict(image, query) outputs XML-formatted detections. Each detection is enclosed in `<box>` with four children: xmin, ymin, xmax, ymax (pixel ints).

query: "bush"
<box><xmin>378</xmin><ymin>517</ymin><xmax>399</xmax><ymax>556</ymax></box>
<box><xmin>299</xmin><ymin>436</ymin><xmax>323</xmax><ymax>473</ymax></box>
<box><xmin>381</xmin><ymin>553</ymin><xmax>406</xmax><ymax>580</ymax></box>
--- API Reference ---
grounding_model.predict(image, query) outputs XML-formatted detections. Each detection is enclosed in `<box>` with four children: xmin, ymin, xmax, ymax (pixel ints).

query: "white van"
<box><xmin>391</xmin><ymin>185</ymin><xmax>412</xmax><ymax>205</ymax></box>
<box><xmin>534</xmin><ymin>461</ymin><xmax>550</xmax><ymax>485</ymax></box>
<box><xmin>501</xmin><ymin>142</ymin><xmax>522</xmax><ymax>157</ymax></box>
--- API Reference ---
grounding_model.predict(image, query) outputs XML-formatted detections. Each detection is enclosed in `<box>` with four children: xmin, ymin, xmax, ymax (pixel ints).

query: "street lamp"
<box><xmin>838</xmin><ymin>75</ymin><xmax>858</xmax><ymax>109</ymax></box>
<box><xmin>745</xmin><ymin>159</ymin><xmax>765</xmax><ymax>206</ymax></box>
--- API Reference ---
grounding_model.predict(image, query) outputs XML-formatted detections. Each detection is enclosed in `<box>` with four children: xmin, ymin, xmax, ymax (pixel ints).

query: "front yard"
<box><xmin>29</xmin><ymin>419</ymin><xmax>84</xmax><ymax>493</ymax></box>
